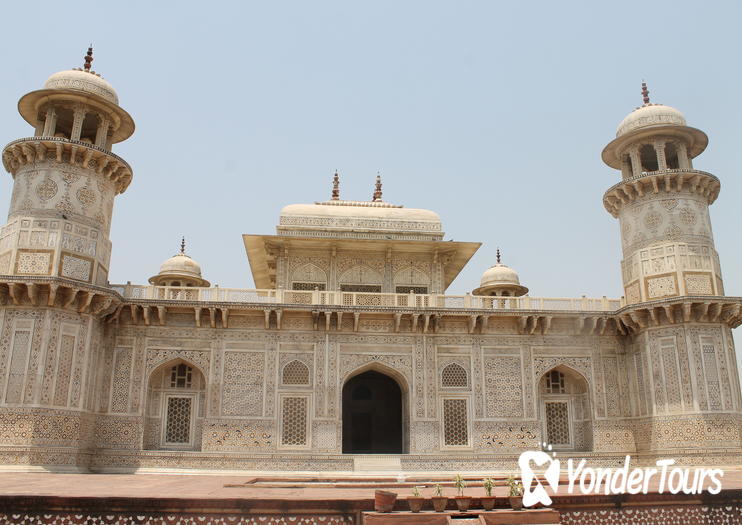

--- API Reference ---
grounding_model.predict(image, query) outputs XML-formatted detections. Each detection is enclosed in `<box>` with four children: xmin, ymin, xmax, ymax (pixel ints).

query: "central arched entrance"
<box><xmin>342</xmin><ymin>370</ymin><xmax>404</xmax><ymax>453</ymax></box>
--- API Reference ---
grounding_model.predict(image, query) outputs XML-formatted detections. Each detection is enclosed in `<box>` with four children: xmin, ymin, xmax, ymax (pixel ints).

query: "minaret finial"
<box><xmin>372</xmin><ymin>173</ymin><xmax>382</xmax><ymax>202</ymax></box>
<box><xmin>180</xmin><ymin>236</ymin><xmax>186</xmax><ymax>255</ymax></box>
<box><xmin>331</xmin><ymin>171</ymin><xmax>340</xmax><ymax>200</ymax></box>
<box><xmin>496</xmin><ymin>248</ymin><xmax>502</xmax><ymax>265</ymax></box>
<box><xmin>84</xmin><ymin>45</ymin><xmax>94</xmax><ymax>72</ymax></box>
<box><xmin>641</xmin><ymin>81</ymin><xmax>650</xmax><ymax>105</ymax></box>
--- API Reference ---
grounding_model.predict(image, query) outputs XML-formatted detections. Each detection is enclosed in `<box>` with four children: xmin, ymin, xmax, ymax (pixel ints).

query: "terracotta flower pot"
<box><xmin>481</xmin><ymin>496</ymin><xmax>496</xmax><ymax>511</ymax></box>
<box><xmin>407</xmin><ymin>496</ymin><xmax>425</xmax><ymax>513</ymax></box>
<box><xmin>509</xmin><ymin>495</ymin><xmax>523</xmax><ymax>511</ymax></box>
<box><xmin>455</xmin><ymin>496</ymin><xmax>472</xmax><ymax>512</ymax></box>
<box><xmin>432</xmin><ymin>496</ymin><xmax>448</xmax><ymax>512</ymax></box>
<box><xmin>375</xmin><ymin>490</ymin><xmax>397</xmax><ymax>513</ymax></box>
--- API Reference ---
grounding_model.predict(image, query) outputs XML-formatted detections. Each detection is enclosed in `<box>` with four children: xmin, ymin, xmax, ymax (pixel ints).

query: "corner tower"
<box><xmin>602</xmin><ymin>83</ymin><xmax>720</xmax><ymax>305</ymax></box>
<box><xmin>0</xmin><ymin>48</ymin><xmax>134</xmax><ymax>285</ymax></box>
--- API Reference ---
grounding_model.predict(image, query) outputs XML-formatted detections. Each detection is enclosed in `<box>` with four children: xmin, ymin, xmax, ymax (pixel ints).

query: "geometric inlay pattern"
<box><xmin>282</xmin><ymin>360</ymin><xmax>310</xmax><ymax>385</ymax></box>
<box><xmin>222</xmin><ymin>351</ymin><xmax>264</xmax><ymax>417</ymax></box>
<box><xmin>545</xmin><ymin>401</ymin><xmax>571</xmax><ymax>446</ymax></box>
<box><xmin>685</xmin><ymin>274</ymin><xmax>713</xmax><ymax>295</ymax></box>
<box><xmin>443</xmin><ymin>398</ymin><xmax>468</xmax><ymax>446</ymax></box>
<box><xmin>647</xmin><ymin>275</ymin><xmax>677</xmax><ymax>299</ymax></box>
<box><xmin>15</xmin><ymin>251</ymin><xmax>51</xmax><ymax>275</ymax></box>
<box><xmin>60</xmin><ymin>254</ymin><xmax>91</xmax><ymax>281</ymax></box>
<box><xmin>441</xmin><ymin>363</ymin><xmax>468</xmax><ymax>388</ymax></box>
<box><xmin>164</xmin><ymin>396</ymin><xmax>192</xmax><ymax>444</ymax></box>
<box><xmin>0</xmin><ymin>513</ymin><xmax>355</xmax><ymax>524</ymax></box>
<box><xmin>281</xmin><ymin>396</ymin><xmax>307</xmax><ymax>446</ymax></box>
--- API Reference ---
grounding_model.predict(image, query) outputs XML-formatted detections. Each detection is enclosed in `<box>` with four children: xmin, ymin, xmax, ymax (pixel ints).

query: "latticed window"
<box><xmin>281</xmin><ymin>396</ymin><xmax>308</xmax><ymax>447</ymax></box>
<box><xmin>443</xmin><ymin>398</ymin><xmax>469</xmax><ymax>446</ymax></box>
<box><xmin>292</xmin><ymin>282</ymin><xmax>326</xmax><ymax>291</ymax></box>
<box><xmin>340</xmin><ymin>284</ymin><xmax>382</xmax><ymax>293</ymax></box>
<box><xmin>164</xmin><ymin>396</ymin><xmax>192</xmax><ymax>444</ymax></box>
<box><xmin>545</xmin><ymin>401</ymin><xmax>571</xmax><ymax>446</ymax></box>
<box><xmin>395</xmin><ymin>286</ymin><xmax>428</xmax><ymax>294</ymax></box>
<box><xmin>545</xmin><ymin>370</ymin><xmax>565</xmax><ymax>394</ymax></box>
<box><xmin>282</xmin><ymin>360</ymin><xmax>310</xmax><ymax>385</ymax></box>
<box><xmin>441</xmin><ymin>363</ymin><xmax>468</xmax><ymax>388</ymax></box>
<box><xmin>170</xmin><ymin>364</ymin><xmax>193</xmax><ymax>388</ymax></box>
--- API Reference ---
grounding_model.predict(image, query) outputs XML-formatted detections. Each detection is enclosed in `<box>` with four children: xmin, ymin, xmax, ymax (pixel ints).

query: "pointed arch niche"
<box><xmin>538</xmin><ymin>365</ymin><xmax>593</xmax><ymax>451</ymax></box>
<box><xmin>394</xmin><ymin>266</ymin><xmax>430</xmax><ymax>294</ymax></box>
<box><xmin>291</xmin><ymin>263</ymin><xmax>327</xmax><ymax>291</ymax></box>
<box><xmin>339</xmin><ymin>265</ymin><xmax>383</xmax><ymax>293</ymax></box>
<box><xmin>144</xmin><ymin>359</ymin><xmax>206</xmax><ymax>451</ymax></box>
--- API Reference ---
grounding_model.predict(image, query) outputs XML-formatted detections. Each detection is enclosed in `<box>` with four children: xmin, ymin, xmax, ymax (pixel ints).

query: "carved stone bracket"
<box><xmin>2</xmin><ymin>137</ymin><xmax>134</xmax><ymax>194</ymax></box>
<box><xmin>603</xmin><ymin>169</ymin><xmax>720</xmax><ymax>217</ymax></box>
<box><xmin>0</xmin><ymin>277</ymin><xmax>121</xmax><ymax>317</ymax></box>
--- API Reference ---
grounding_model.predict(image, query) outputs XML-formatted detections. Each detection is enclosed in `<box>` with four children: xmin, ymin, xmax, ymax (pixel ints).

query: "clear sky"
<box><xmin>0</xmin><ymin>2</ymin><xmax>740</xmax><ymax>351</ymax></box>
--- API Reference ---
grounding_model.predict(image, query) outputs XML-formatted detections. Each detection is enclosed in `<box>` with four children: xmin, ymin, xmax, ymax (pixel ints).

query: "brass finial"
<box><xmin>496</xmin><ymin>248</ymin><xmax>501</xmax><ymax>264</ymax></box>
<box><xmin>180</xmin><ymin>237</ymin><xmax>186</xmax><ymax>255</ymax></box>
<box><xmin>641</xmin><ymin>81</ymin><xmax>650</xmax><ymax>105</ymax></box>
<box><xmin>83</xmin><ymin>45</ymin><xmax>94</xmax><ymax>72</ymax></box>
<box><xmin>331</xmin><ymin>171</ymin><xmax>340</xmax><ymax>200</ymax></box>
<box><xmin>372</xmin><ymin>173</ymin><xmax>383</xmax><ymax>202</ymax></box>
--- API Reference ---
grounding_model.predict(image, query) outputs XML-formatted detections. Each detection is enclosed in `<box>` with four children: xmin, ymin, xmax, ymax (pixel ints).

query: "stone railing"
<box><xmin>110</xmin><ymin>284</ymin><xmax>622</xmax><ymax>311</ymax></box>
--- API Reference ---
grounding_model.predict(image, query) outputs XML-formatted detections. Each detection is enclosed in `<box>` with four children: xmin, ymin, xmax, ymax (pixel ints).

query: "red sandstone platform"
<box><xmin>363</xmin><ymin>509</ymin><xmax>560</xmax><ymax>524</ymax></box>
<box><xmin>0</xmin><ymin>472</ymin><xmax>739</xmax><ymax>524</ymax></box>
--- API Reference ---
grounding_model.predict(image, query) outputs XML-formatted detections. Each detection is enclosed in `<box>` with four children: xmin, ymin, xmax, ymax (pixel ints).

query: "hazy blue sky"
<box><xmin>0</xmin><ymin>2</ymin><xmax>740</xmax><ymax>303</ymax></box>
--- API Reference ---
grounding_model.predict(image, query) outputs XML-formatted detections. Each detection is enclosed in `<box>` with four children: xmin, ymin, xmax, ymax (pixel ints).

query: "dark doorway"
<box><xmin>342</xmin><ymin>370</ymin><xmax>403</xmax><ymax>453</ymax></box>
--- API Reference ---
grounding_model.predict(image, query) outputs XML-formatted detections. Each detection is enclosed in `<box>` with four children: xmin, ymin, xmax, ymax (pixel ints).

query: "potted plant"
<box><xmin>407</xmin><ymin>486</ymin><xmax>425</xmax><ymax>513</ymax></box>
<box><xmin>454</xmin><ymin>473</ymin><xmax>472</xmax><ymax>512</ymax></box>
<box><xmin>481</xmin><ymin>477</ymin><xmax>496</xmax><ymax>511</ymax></box>
<box><xmin>431</xmin><ymin>483</ymin><xmax>448</xmax><ymax>512</ymax></box>
<box><xmin>506</xmin><ymin>476</ymin><xmax>524</xmax><ymax>511</ymax></box>
<box><xmin>374</xmin><ymin>489</ymin><xmax>397</xmax><ymax>513</ymax></box>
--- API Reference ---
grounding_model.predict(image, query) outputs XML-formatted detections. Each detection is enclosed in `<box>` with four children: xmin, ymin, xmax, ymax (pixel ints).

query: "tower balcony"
<box><xmin>2</xmin><ymin>136</ymin><xmax>133</xmax><ymax>194</ymax></box>
<box><xmin>603</xmin><ymin>168</ymin><xmax>720</xmax><ymax>217</ymax></box>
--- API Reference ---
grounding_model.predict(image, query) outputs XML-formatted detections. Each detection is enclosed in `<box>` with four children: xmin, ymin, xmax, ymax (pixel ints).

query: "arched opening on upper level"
<box><xmin>393</xmin><ymin>266</ymin><xmax>430</xmax><ymax>294</ymax></box>
<box><xmin>53</xmin><ymin>106</ymin><xmax>75</xmax><ymax>139</ymax></box>
<box><xmin>79</xmin><ymin>111</ymin><xmax>100</xmax><ymax>143</ymax></box>
<box><xmin>291</xmin><ymin>263</ymin><xmax>327</xmax><ymax>291</ymax></box>
<box><xmin>639</xmin><ymin>144</ymin><xmax>659</xmax><ymax>172</ymax></box>
<box><xmin>339</xmin><ymin>265</ymin><xmax>383</xmax><ymax>293</ymax></box>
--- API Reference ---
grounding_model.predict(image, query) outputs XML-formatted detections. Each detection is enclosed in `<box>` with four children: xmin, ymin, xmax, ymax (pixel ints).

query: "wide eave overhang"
<box><xmin>602</xmin><ymin>125</ymin><xmax>708</xmax><ymax>169</ymax></box>
<box><xmin>17</xmin><ymin>89</ymin><xmax>135</xmax><ymax>143</ymax></box>
<box><xmin>243</xmin><ymin>234</ymin><xmax>480</xmax><ymax>291</ymax></box>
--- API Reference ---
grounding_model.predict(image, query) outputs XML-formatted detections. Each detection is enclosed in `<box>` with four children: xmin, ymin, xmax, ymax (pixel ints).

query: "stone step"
<box><xmin>353</xmin><ymin>455</ymin><xmax>402</xmax><ymax>471</ymax></box>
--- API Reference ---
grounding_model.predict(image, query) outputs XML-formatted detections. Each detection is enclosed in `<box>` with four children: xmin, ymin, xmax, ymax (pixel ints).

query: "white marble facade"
<box><xmin>0</xmin><ymin>60</ymin><xmax>739</xmax><ymax>472</ymax></box>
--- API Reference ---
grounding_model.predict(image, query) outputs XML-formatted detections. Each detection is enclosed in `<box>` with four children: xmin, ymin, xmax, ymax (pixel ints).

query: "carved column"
<box><xmin>628</xmin><ymin>145</ymin><xmax>642</xmax><ymax>176</ymax></box>
<box><xmin>383</xmin><ymin>247</ymin><xmax>393</xmax><ymax>293</ymax></box>
<box><xmin>676</xmin><ymin>142</ymin><xmax>690</xmax><ymax>170</ymax></box>
<box><xmin>33</xmin><ymin>113</ymin><xmax>44</xmax><ymax>136</ymax></box>
<box><xmin>329</xmin><ymin>246</ymin><xmax>337</xmax><ymax>291</ymax></box>
<box><xmin>42</xmin><ymin>106</ymin><xmax>57</xmax><ymax>136</ymax></box>
<box><xmin>95</xmin><ymin>117</ymin><xmax>110</xmax><ymax>148</ymax></box>
<box><xmin>620</xmin><ymin>156</ymin><xmax>632</xmax><ymax>179</ymax></box>
<box><xmin>71</xmin><ymin>105</ymin><xmax>87</xmax><ymax>141</ymax></box>
<box><xmin>653</xmin><ymin>140</ymin><xmax>667</xmax><ymax>171</ymax></box>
